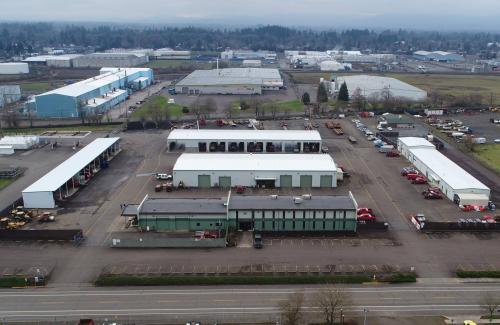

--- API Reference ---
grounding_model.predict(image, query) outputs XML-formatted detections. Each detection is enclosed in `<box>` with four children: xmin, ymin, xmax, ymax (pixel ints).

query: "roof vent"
<box><xmin>293</xmin><ymin>197</ymin><xmax>303</xmax><ymax>204</ymax></box>
<box><xmin>270</xmin><ymin>195</ymin><xmax>278</xmax><ymax>199</ymax></box>
<box><xmin>302</xmin><ymin>194</ymin><xmax>312</xmax><ymax>200</ymax></box>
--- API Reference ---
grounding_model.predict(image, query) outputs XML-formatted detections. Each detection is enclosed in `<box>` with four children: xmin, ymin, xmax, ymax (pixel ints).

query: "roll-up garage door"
<box><xmin>300</xmin><ymin>175</ymin><xmax>313</xmax><ymax>188</ymax></box>
<box><xmin>198</xmin><ymin>175</ymin><xmax>211</xmax><ymax>188</ymax></box>
<box><xmin>219</xmin><ymin>176</ymin><xmax>231</xmax><ymax>188</ymax></box>
<box><xmin>280</xmin><ymin>175</ymin><xmax>293</xmax><ymax>188</ymax></box>
<box><xmin>320</xmin><ymin>175</ymin><xmax>333</xmax><ymax>188</ymax></box>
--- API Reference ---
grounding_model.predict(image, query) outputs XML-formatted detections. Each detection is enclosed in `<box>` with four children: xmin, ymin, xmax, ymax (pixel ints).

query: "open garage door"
<box><xmin>320</xmin><ymin>175</ymin><xmax>333</xmax><ymax>188</ymax></box>
<box><xmin>219</xmin><ymin>176</ymin><xmax>231</xmax><ymax>188</ymax></box>
<box><xmin>300</xmin><ymin>175</ymin><xmax>313</xmax><ymax>188</ymax></box>
<box><xmin>280</xmin><ymin>175</ymin><xmax>292</xmax><ymax>188</ymax></box>
<box><xmin>198</xmin><ymin>175</ymin><xmax>211</xmax><ymax>188</ymax></box>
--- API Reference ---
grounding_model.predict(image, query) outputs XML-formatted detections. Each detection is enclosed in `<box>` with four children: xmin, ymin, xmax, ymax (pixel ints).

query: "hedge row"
<box><xmin>457</xmin><ymin>270</ymin><xmax>500</xmax><ymax>278</ymax></box>
<box><xmin>96</xmin><ymin>273</ymin><xmax>417</xmax><ymax>286</ymax></box>
<box><xmin>0</xmin><ymin>277</ymin><xmax>26</xmax><ymax>288</ymax></box>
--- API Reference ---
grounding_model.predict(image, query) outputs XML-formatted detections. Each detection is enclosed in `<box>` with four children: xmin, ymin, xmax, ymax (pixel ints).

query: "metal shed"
<box><xmin>22</xmin><ymin>138</ymin><xmax>121</xmax><ymax>209</ymax></box>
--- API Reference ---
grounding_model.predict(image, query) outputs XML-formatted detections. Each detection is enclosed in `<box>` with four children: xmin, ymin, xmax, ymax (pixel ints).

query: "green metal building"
<box><xmin>123</xmin><ymin>193</ymin><xmax>358</xmax><ymax>233</ymax></box>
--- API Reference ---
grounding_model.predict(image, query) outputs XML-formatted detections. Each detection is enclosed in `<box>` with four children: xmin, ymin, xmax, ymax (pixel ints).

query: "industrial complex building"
<box><xmin>0</xmin><ymin>85</ymin><xmax>21</xmax><ymax>108</ymax></box>
<box><xmin>172</xmin><ymin>153</ymin><xmax>338</xmax><ymax>188</ymax></box>
<box><xmin>398</xmin><ymin>137</ymin><xmax>490</xmax><ymax>205</ymax></box>
<box><xmin>175</xmin><ymin>68</ymin><xmax>283</xmax><ymax>95</ymax></box>
<box><xmin>72</xmin><ymin>53</ymin><xmax>149</xmax><ymax>68</ymax></box>
<box><xmin>124</xmin><ymin>193</ymin><xmax>358</xmax><ymax>233</ymax></box>
<box><xmin>0</xmin><ymin>62</ymin><xmax>29</xmax><ymax>74</ymax></box>
<box><xmin>153</xmin><ymin>48</ymin><xmax>191</xmax><ymax>60</ymax></box>
<box><xmin>413</xmin><ymin>51</ymin><xmax>465</xmax><ymax>63</ymax></box>
<box><xmin>22</xmin><ymin>137</ymin><xmax>121</xmax><ymax>209</ymax></box>
<box><xmin>30</xmin><ymin>67</ymin><xmax>153</xmax><ymax>118</ymax></box>
<box><xmin>23</xmin><ymin>54</ymin><xmax>84</xmax><ymax>68</ymax></box>
<box><xmin>167</xmin><ymin>129</ymin><xmax>322</xmax><ymax>153</ymax></box>
<box><xmin>221</xmin><ymin>50</ymin><xmax>277</xmax><ymax>61</ymax></box>
<box><xmin>331</xmin><ymin>75</ymin><xmax>427</xmax><ymax>101</ymax></box>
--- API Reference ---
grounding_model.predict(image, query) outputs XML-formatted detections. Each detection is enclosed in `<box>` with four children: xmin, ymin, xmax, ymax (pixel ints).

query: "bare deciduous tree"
<box><xmin>200</xmin><ymin>97</ymin><xmax>217</xmax><ymax>118</ymax></box>
<box><xmin>481</xmin><ymin>293</ymin><xmax>500</xmax><ymax>322</ymax></box>
<box><xmin>314</xmin><ymin>287</ymin><xmax>351</xmax><ymax>325</ymax></box>
<box><xmin>279</xmin><ymin>291</ymin><xmax>304</xmax><ymax>325</ymax></box>
<box><xmin>351</xmin><ymin>87</ymin><xmax>366</xmax><ymax>112</ymax></box>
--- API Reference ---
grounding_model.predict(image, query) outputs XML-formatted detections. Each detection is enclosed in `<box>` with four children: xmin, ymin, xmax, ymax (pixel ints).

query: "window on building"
<box><xmin>196</xmin><ymin>222</ymin><xmax>201</xmax><ymax>226</ymax></box>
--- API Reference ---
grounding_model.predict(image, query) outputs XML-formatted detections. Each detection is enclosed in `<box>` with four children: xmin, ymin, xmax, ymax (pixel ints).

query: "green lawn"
<box><xmin>472</xmin><ymin>144</ymin><xmax>500</xmax><ymax>174</ymax></box>
<box><xmin>131</xmin><ymin>96</ymin><xmax>185</xmax><ymax>119</ymax></box>
<box><xmin>20</xmin><ymin>82</ymin><xmax>59</xmax><ymax>92</ymax></box>
<box><xmin>0</xmin><ymin>179</ymin><xmax>14</xmax><ymax>191</ymax></box>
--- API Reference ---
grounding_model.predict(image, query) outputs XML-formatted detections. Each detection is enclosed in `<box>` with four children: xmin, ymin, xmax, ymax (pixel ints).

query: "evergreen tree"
<box><xmin>338</xmin><ymin>82</ymin><xmax>349</xmax><ymax>102</ymax></box>
<box><xmin>317</xmin><ymin>83</ymin><xmax>329</xmax><ymax>103</ymax></box>
<box><xmin>301</xmin><ymin>92</ymin><xmax>311</xmax><ymax>105</ymax></box>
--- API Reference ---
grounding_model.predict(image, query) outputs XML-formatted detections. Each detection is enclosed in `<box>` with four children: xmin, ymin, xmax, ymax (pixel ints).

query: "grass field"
<box><xmin>288</xmin><ymin>72</ymin><xmax>500</xmax><ymax>105</ymax></box>
<box><xmin>472</xmin><ymin>144</ymin><xmax>500</xmax><ymax>174</ymax></box>
<box><xmin>131</xmin><ymin>96</ymin><xmax>185</xmax><ymax>119</ymax></box>
<box><xmin>232</xmin><ymin>99</ymin><xmax>305</xmax><ymax>114</ymax></box>
<box><xmin>20</xmin><ymin>82</ymin><xmax>60</xmax><ymax>92</ymax></box>
<box><xmin>0</xmin><ymin>179</ymin><xmax>14</xmax><ymax>191</ymax></box>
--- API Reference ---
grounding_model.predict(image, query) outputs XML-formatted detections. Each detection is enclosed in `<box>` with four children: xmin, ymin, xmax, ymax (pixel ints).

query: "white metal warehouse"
<box><xmin>167</xmin><ymin>129</ymin><xmax>322</xmax><ymax>153</ymax></box>
<box><xmin>398</xmin><ymin>137</ymin><xmax>490</xmax><ymax>205</ymax></box>
<box><xmin>22</xmin><ymin>137</ymin><xmax>121</xmax><ymax>209</ymax></box>
<box><xmin>174</xmin><ymin>68</ymin><xmax>283</xmax><ymax>95</ymax></box>
<box><xmin>173</xmin><ymin>153</ymin><xmax>337</xmax><ymax>188</ymax></box>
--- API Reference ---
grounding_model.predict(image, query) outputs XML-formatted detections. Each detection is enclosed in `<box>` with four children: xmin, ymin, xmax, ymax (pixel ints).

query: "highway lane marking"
<box><xmin>39</xmin><ymin>301</ymin><xmax>64</xmax><ymax>305</ymax></box>
<box><xmin>213</xmin><ymin>299</ymin><xmax>235</xmax><ymax>303</ymax></box>
<box><xmin>98</xmin><ymin>300</ymin><xmax>121</xmax><ymax>304</ymax></box>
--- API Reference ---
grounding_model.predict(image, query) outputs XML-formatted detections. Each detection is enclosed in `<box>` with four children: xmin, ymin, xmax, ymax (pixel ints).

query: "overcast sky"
<box><xmin>2</xmin><ymin>0</ymin><xmax>500</xmax><ymax>30</ymax></box>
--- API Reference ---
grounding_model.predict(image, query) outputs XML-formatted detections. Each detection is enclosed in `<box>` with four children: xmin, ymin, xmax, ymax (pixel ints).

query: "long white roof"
<box><xmin>23</xmin><ymin>138</ymin><xmax>120</xmax><ymax>193</ymax></box>
<box><xmin>174</xmin><ymin>154</ymin><xmax>336</xmax><ymax>172</ymax></box>
<box><xmin>38</xmin><ymin>68</ymin><xmax>150</xmax><ymax>98</ymax></box>
<box><xmin>398</xmin><ymin>137</ymin><xmax>435</xmax><ymax>148</ymax></box>
<box><xmin>168</xmin><ymin>129</ymin><xmax>321</xmax><ymax>142</ymax></box>
<box><xmin>409</xmin><ymin>148</ymin><xmax>489</xmax><ymax>191</ymax></box>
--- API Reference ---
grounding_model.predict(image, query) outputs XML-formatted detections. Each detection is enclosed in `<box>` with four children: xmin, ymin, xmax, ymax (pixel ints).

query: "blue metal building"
<box><xmin>33</xmin><ymin>67</ymin><xmax>154</xmax><ymax>118</ymax></box>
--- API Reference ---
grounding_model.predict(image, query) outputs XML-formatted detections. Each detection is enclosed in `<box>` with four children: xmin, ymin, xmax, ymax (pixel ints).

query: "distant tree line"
<box><xmin>1</xmin><ymin>22</ymin><xmax>500</xmax><ymax>58</ymax></box>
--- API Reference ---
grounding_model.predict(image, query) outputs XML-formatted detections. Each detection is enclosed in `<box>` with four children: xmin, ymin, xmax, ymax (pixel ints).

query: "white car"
<box><xmin>387</xmin><ymin>127</ymin><xmax>393</xmax><ymax>131</ymax></box>
<box><xmin>494</xmin><ymin>139</ymin><xmax>500</xmax><ymax>143</ymax></box>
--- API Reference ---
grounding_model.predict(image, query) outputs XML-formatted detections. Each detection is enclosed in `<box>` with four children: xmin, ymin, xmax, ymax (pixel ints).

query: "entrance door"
<box><xmin>238</xmin><ymin>221</ymin><xmax>253</xmax><ymax>231</ymax></box>
<box><xmin>219</xmin><ymin>176</ymin><xmax>231</xmax><ymax>188</ymax></box>
<box><xmin>256</xmin><ymin>179</ymin><xmax>275</xmax><ymax>188</ymax></box>
<box><xmin>300</xmin><ymin>175</ymin><xmax>313</xmax><ymax>188</ymax></box>
<box><xmin>198</xmin><ymin>175</ymin><xmax>211</xmax><ymax>188</ymax></box>
<box><xmin>280</xmin><ymin>175</ymin><xmax>293</xmax><ymax>188</ymax></box>
<box><xmin>320</xmin><ymin>175</ymin><xmax>333</xmax><ymax>188</ymax></box>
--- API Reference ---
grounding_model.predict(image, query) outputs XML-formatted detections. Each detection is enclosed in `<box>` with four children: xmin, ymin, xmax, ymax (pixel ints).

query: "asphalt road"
<box><xmin>0</xmin><ymin>283</ymin><xmax>497</xmax><ymax>323</ymax></box>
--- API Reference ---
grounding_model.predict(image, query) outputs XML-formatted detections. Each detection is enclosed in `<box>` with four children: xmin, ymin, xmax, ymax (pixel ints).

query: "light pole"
<box><xmin>363</xmin><ymin>308</ymin><xmax>368</xmax><ymax>325</ymax></box>
<box><xmin>341</xmin><ymin>307</ymin><xmax>344</xmax><ymax>325</ymax></box>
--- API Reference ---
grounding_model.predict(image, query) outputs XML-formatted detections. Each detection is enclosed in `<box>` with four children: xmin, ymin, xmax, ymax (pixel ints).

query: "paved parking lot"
<box><xmin>1</xmin><ymin>112</ymin><xmax>500</xmax><ymax>285</ymax></box>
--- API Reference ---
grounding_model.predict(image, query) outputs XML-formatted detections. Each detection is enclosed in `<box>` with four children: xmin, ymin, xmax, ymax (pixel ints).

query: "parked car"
<box><xmin>357</xmin><ymin>208</ymin><xmax>374</xmax><ymax>215</ymax></box>
<box><xmin>253</xmin><ymin>233</ymin><xmax>263</xmax><ymax>249</ymax></box>
<box><xmin>357</xmin><ymin>213</ymin><xmax>377</xmax><ymax>222</ymax></box>
<box><xmin>401</xmin><ymin>167</ymin><xmax>417</xmax><ymax>176</ymax></box>
<box><xmin>156</xmin><ymin>173</ymin><xmax>172</xmax><ymax>180</ymax></box>
<box><xmin>406</xmin><ymin>173</ymin><xmax>420</xmax><ymax>180</ymax></box>
<box><xmin>412</xmin><ymin>176</ymin><xmax>427</xmax><ymax>184</ymax></box>
<box><xmin>423</xmin><ymin>191</ymin><xmax>443</xmax><ymax>199</ymax></box>
<box><xmin>386</xmin><ymin>151</ymin><xmax>400</xmax><ymax>157</ymax></box>
<box><xmin>321</xmin><ymin>146</ymin><xmax>329</xmax><ymax>153</ymax></box>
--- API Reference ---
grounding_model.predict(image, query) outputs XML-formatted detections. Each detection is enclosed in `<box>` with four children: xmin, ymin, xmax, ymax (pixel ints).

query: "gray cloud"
<box><xmin>2</xmin><ymin>0</ymin><xmax>500</xmax><ymax>30</ymax></box>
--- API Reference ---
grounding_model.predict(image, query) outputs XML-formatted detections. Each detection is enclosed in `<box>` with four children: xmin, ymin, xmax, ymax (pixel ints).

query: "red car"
<box><xmin>460</xmin><ymin>204</ymin><xmax>487</xmax><ymax>212</ymax></box>
<box><xmin>357</xmin><ymin>213</ymin><xmax>377</xmax><ymax>222</ymax></box>
<box><xmin>386</xmin><ymin>151</ymin><xmax>400</xmax><ymax>157</ymax></box>
<box><xmin>406</xmin><ymin>173</ymin><xmax>420</xmax><ymax>180</ymax></box>
<box><xmin>424</xmin><ymin>191</ymin><xmax>443</xmax><ymax>199</ymax></box>
<box><xmin>357</xmin><ymin>208</ymin><xmax>374</xmax><ymax>215</ymax></box>
<box><xmin>412</xmin><ymin>176</ymin><xmax>427</xmax><ymax>184</ymax></box>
